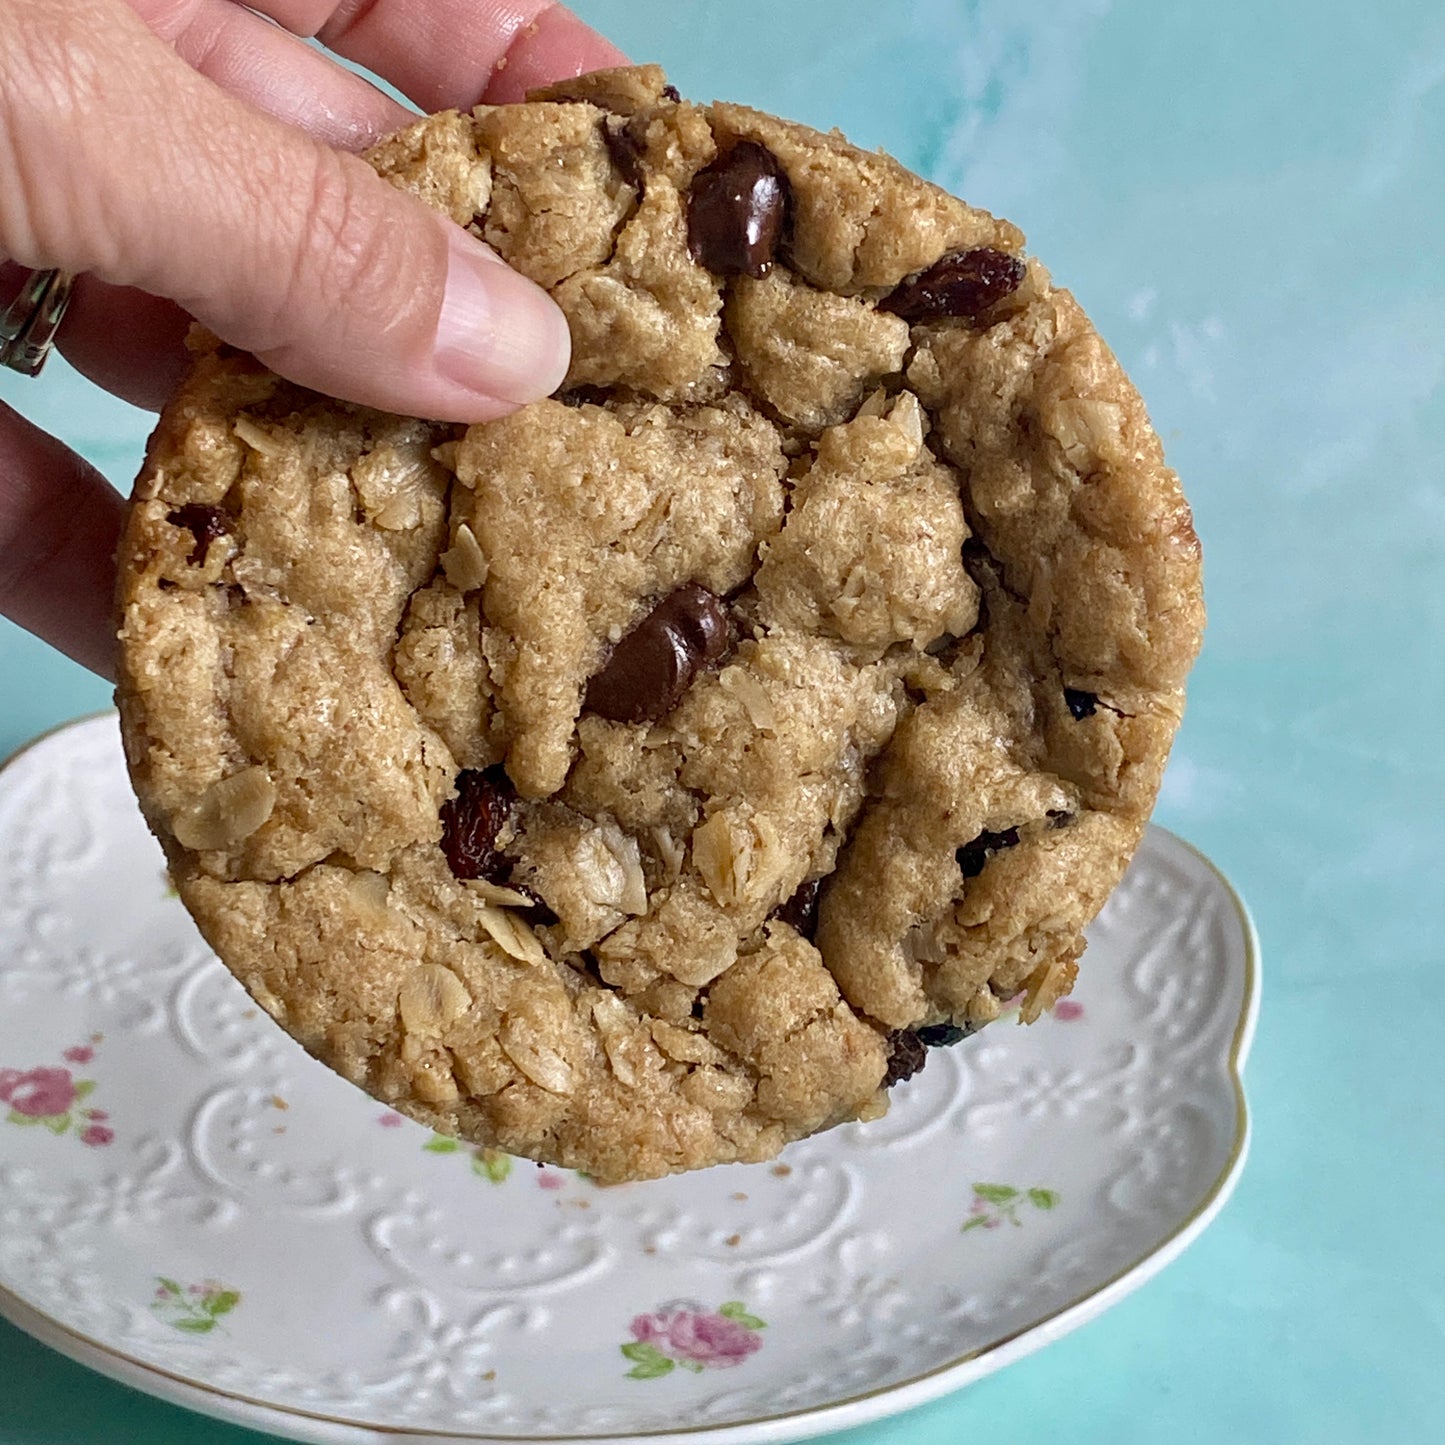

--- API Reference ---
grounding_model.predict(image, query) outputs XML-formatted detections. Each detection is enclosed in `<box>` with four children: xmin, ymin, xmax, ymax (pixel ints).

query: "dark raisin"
<box><xmin>1064</xmin><ymin>688</ymin><xmax>1099</xmax><ymax>720</ymax></box>
<box><xmin>1047</xmin><ymin>808</ymin><xmax>1074</xmax><ymax>829</ymax></box>
<box><xmin>879</xmin><ymin>248</ymin><xmax>1026</xmax><ymax>324</ymax></box>
<box><xmin>770</xmin><ymin>877</ymin><xmax>822</xmax><ymax>940</ymax></box>
<box><xmin>686</xmin><ymin>141</ymin><xmax>791</xmax><ymax>278</ymax></box>
<box><xmin>661</xmin><ymin>83</ymin><xmax>681</xmax><ymax>102</ymax></box>
<box><xmin>883</xmin><ymin>1030</ymin><xmax>927</xmax><ymax>1087</ymax></box>
<box><xmin>916</xmin><ymin>1022</ymin><xmax>974</xmax><ymax>1047</ymax></box>
<box><xmin>560</xmin><ymin>384</ymin><xmax>614</xmax><ymax>408</ymax></box>
<box><xmin>166</xmin><ymin>504</ymin><xmax>230</xmax><ymax>566</ymax></box>
<box><xmin>439</xmin><ymin>765</ymin><xmax>517</xmax><ymax>884</ymax></box>
<box><xmin>601</xmin><ymin>117</ymin><xmax>646</xmax><ymax>191</ymax></box>
<box><xmin>956</xmin><ymin>826</ymin><xmax>1020</xmax><ymax>880</ymax></box>
<box><xmin>585</xmin><ymin>584</ymin><xmax>731</xmax><ymax>724</ymax></box>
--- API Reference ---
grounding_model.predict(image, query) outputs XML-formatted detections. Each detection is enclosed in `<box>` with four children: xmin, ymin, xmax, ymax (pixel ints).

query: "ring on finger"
<box><xmin>0</xmin><ymin>268</ymin><xmax>76</xmax><ymax>377</ymax></box>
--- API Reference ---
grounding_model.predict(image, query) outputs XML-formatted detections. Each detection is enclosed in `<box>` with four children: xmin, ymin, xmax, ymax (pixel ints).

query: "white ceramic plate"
<box><xmin>0</xmin><ymin>715</ymin><xmax>1257</xmax><ymax>1444</ymax></box>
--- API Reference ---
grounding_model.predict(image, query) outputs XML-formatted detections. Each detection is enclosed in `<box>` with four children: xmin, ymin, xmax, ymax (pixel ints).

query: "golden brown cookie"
<box><xmin>115</xmin><ymin>66</ymin><xmax>1203</xmax><ymax>1182</ymax></box>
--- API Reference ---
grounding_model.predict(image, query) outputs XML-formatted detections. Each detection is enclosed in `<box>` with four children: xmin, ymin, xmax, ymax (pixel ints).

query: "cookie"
<box><xmin>115</xmin><ymin>65</ymin><xmax>1203</xmax><ymax>1182</ymax></box>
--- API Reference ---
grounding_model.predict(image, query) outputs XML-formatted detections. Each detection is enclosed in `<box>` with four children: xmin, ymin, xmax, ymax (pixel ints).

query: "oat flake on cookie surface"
<box><xmin>115</xmin><ymin>66</ymin><xmax>1203</xmax><ymax>1182</ymax></box>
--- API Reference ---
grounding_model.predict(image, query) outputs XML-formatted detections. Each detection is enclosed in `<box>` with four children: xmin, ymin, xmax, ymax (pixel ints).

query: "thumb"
<box><xmin>0</xmin><ymin>0</ymin><xmax>569</xmax><ymax>421</ymax></box>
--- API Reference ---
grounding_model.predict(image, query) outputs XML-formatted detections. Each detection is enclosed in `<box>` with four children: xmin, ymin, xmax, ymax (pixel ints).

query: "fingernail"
<box><xmin>435</xmin><ymin>228</ymin><xmax>570</xmax><ymax>404</ymax></box>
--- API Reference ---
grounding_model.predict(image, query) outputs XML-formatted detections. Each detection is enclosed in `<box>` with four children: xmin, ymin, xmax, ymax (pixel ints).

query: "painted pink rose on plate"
<box><xmin>0</xmin><ymin>1066</ymin><xmax>77</xmax><ymax>1118</ymax></box>
<box><xmin>622</xmin><ymin>1301</ymin><xmax>766</xmax><ymax>1379</ymax></box>
<box><xmin>1</xmin><ymin>1044</ymin><xmax>112</xmax><ymax>1146</ymax></box>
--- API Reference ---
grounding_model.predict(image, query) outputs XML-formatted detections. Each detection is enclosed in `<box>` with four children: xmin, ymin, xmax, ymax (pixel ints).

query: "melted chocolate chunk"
<box><xmin>883</xmin><ymin>1030</ymin><xmax>927</xmax><ymax>1087</ymax></box>
<box><xmin>686</xmin><ymin>141</ymin><xmax>791</xmax><ymax>278</ymax></box>
<box><xmin>585</xmin><ymin>584</ymin><xmax>730</xmax><ymax>724</ymax></box>
<box><xmin>601</xmin><ymin>117</ymin><xmax>646</xmax><ymax>191</ymax></box>
<box><xmin>770</xmin><ymin>877</ymin><xmax>822</xmax><ymax>940</ymax></box>
<box><xmin>956</xmin><ymin>826</ymin><xmax>1020</xmax><ymax>880</ymax></box>
<box><xmin>1064</xmin><ymin>688</ymin><xmax>1099</xmax><ymax>720</ymax></box>
<box><xmin>440</xmin><ymin>765</ymin><xmax>517</xmax><ymax>884</ymax></box>
<box><xmin>916</xmin><ymin>1022</ymin><xmax>973</xmax><ymax>1047</ymax></box>
<box><xmin>879</xmin><ymin>248</ymin><xmax>1026</xmax><ymax>324</ymax></box>
<box><xmin>166</xmin><ymin>504</ymin><xmax>230</xmax><ymax>566</ymax></box>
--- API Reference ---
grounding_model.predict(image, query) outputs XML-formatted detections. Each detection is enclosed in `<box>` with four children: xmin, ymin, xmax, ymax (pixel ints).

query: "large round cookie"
<box><xmin>116</xmin><ymin>66</ymin><xmax>1203</xmax><ymax>1182</ymax></box>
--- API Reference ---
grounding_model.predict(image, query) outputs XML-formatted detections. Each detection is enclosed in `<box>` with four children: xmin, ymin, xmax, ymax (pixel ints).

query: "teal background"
<box><xmin>2</xmin><ymin>0</ymin><xmax>1440</xmax><ymax>1439</ymax></box>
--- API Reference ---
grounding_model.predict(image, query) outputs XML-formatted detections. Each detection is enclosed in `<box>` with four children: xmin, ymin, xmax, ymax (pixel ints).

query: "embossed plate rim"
<box><xmin>0</xmin><ymin>714</ymin><xmax>1259</xmax><ymax>1445</ymax></box>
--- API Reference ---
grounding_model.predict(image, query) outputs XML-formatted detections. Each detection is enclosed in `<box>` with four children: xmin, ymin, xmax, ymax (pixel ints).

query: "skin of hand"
<box><xmin>0</xmin><ymin>0</ymin><xmax>626</xmax><ymax>676</ymax></box>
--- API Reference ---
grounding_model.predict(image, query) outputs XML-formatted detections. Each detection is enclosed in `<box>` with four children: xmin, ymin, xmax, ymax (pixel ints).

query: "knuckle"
<box><xmin>265</xmin><ymin>146</ymin><xmax>437</xmax><ymax>354</ymax></box>
<box><xmin>0</xmin><ymin>0</ymin><xmax>156</xmax><ymax>271</ymax></box>
<box><xmin>0</xmin><ymin>6</ymin><xmax>87</xmax><ymax>260</ymax></box>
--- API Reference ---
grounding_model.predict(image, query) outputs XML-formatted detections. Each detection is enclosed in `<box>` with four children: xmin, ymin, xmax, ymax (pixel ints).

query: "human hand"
<box><xmin>0</xmin><ymin>0</ymin><xmax>625</xmax><ymax>676</ymax></box>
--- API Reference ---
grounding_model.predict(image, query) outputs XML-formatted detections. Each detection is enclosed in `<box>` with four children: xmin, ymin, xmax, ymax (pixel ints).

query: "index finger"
<box><xmin>254</xmin><ymin>0</ymin><xmax>629</xmax><ymax>112</ymax></box>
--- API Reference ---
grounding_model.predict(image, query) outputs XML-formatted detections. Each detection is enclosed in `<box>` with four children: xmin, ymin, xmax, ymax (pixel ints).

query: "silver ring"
<box><xmin>0</xmin><ymin>267</ymin><xmax>75</xmax><ymax>377</ymax></box>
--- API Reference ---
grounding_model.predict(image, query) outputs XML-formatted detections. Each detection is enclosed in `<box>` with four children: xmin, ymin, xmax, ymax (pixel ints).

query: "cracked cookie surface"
<box><xmin>115</xmin><ymin>65</ymin><xmax>1203</xmax><ymax>1182</ymax></box>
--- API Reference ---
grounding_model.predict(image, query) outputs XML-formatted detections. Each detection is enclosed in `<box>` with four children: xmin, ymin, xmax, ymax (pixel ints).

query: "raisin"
<box><xmin>560</xmin><ymin>384</ymin><xmax>613</xmax><ymax>408</ymax></box>
<box><xmin>883</xmin><ymin>1030</ymin><xmax>927</xmax><ymax>1087</ymax></box>
<box><xmin>956</xmin><ymin>826</ymin><xmax>1020</xmax><ymax>880</ymax></box>
<box><xmin>1047</xmin><ymin>808</ymin><xmax>1074</xmax><ymax>829</ymax></box>
<box><xmin>166</xmin><ymin>504</ymin><xmax>230</xmax><ymax>566</ymax></box>
<box><xmin>879</xmin><ymin>248</ymin><xmax>1025</xmax><ymax>324</ymax></box>
<box><xmin>585</xmin><ymin>584</ymin><xmax>731</xmax><ymax>724</ymax></box>
<box><xmin>439</xmin><ymin>766</ymin><xmax>517</xmax><ymax>884</ymax></box>
<box><xmin>601</xmin><ymin>117</ymin><xmax>646</xmax><ymax>191</ymax></box>
<box><xmin>770</xmin><ymin>877</ymin><xmax>822</xmax><ymax>940</ymax></box>
<box><xmin>661</xmin><ymin>84</ymin><xmax>681</xmax><ymax>102</ymax></box>
<box><xmin>686</xmin><ymin>141</ymin><xmax>791</xmax><ymax>278</ymax></box>
<box><xmin>1064</xmin><ymin>688</ymin><xmax>1099</xmax><ymax>720</ymax></box>
<box><xmin>916</xmin><ymin>1022</ymin><xmax>973</xmax><ymax>1047</ymax></box>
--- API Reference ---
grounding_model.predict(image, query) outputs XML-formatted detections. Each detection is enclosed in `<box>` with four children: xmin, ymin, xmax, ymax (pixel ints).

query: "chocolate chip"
<box><xmin>602</xmin><ymin>117</ymin><xmax>646</xmax><ymax>191</ymax></box>
<box><xmin>585</xmin><ymin>583</ymin><xmax>731</xmax><ymax>724</ymax></box>
<box><xmin>661</xmin><ymin>84</ymin><xmax>681</xmax><ymax>102</ymax></box>
<box><xmin>440</xmin><ymin>765</ymin><xmax>517</xmax><ymax>884</ymax></box>
<box><xmin>916</xmin><ymin>1022</ymin><xmax>974</xmax><ymax>1047</ymax></box>
<box><xmin>770</xmin><ymin>877</ymin><xmax>822</xmax><ymax>940</ymax></box>
<box><xmin>956</xmin><ymin>826</ymin><xmax>1020</xmax><ymax>880</ymax></box>
<box><xmin>686</xmin><ymin>141</ymin><xmax>791</xmax><ymax>278</ymax></box>
<box><xmin>166</xmin><ymin>504</ymin><xmax>230</xmax><ymax>566</ymax></box>
<box><xmin>1064</xmin><ymin>688</ymin><xmax>1099</xmax><ymax>721</ymax></box>
<box><xmin>883</xmin><ymin>1030</ymin><xmax>927</xmax><ymax>1086</ymax></box>
<box><xmin>878</xmin><ymin>248</ymin><xmax>1026</xmax><ymax>324</ymax></box>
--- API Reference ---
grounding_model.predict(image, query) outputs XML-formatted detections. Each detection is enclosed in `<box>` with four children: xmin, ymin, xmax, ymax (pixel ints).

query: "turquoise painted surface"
<box><xmin>1</xmin><ymin>0</ymin><xmax>1441</xmax><ymax>1439</ymax></box>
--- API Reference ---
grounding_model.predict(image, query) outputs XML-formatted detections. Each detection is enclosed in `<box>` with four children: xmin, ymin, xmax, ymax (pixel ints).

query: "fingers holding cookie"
<box><xmin>245</xmin><ymin>0</ymin><xmax>629</xmax><ymax>110</ymax></box>
<box><xmin>0</xmin><ymin>400</ymin><xmax>124</xmax><ymax>677</ymax></box>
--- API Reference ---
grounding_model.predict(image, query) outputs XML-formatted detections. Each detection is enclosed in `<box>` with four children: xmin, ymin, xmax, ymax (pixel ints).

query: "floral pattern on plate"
<box><xmin>961</xmin><ymin>1183</ymin><xmax>1062</xmax><ymax>1233</ymax></box>
<box><xmin>0</xmin><ymin>1038</ymin><xmax>112</xmax><ymax>1147</ymax></box>
<box><xmin>151</xmin><ymin>1278</ymin><xmax>242</xmax><ymax>1334</ymax></box>
<box><xmin>623</xmin><ymin>1301</ymin><xmax>766</xmax><ymax>1379</ymax></box>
